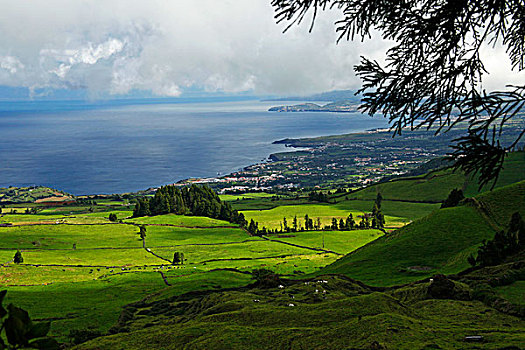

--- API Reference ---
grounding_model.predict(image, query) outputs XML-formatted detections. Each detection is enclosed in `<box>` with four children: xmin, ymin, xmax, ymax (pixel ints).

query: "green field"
<box><xmin>125</xmin><ymin>213</ymin><xmax>235</xmax><ymax>227</ymax></box>
<box><xmin>0</xmin><ymin>211</ymin><xmax>372</xmax><ymax>341</ymax></box>
<box><xmin>0</xmin><ymin>156</ymin><xmax>523</xmax><ymax>348</ymax></box>
<box><xmin>318</xmin><ymin>181</ymin><xmax>525</xmax><ymax>286</ymax></box>
<box><xmin>0</xmin><ymin>224</ymin><xmax>141</xmax><ymax>249</ymax></box>
<box><xmin>319</xmin><ymin>206</ymin><xmax>496</xmax><ymax>286</ymax></box>
<box><xmin>266</xmin><ymin>229</ymin><xmax>383</xmax><ymax>254</ymax></box>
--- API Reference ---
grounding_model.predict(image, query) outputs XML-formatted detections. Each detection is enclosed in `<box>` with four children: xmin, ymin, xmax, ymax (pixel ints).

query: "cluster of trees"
<box><xmin>469</xmin><ymin>212</ymin><xmax>525</xmax><ymax>267</ymax></box>
<box><xmin>132</xmin><ymin>185</ymin><xmax>247</xmax><ymax>226</ymax></box>
<box><xmin>441</xmin><ymin>189</ymin><xmax>465</xmax><ymax>208</ymax></box>
<box><xmin>308</xmin><ymin>191</ymin><xmax>330</xmax><ymax>203</ymax></box>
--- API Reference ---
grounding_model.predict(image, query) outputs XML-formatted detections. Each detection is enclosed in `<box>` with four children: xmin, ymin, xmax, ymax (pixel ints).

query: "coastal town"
<box><xmin>176</xmin><ymin>128</ymin><xmax>457</xmax><ymax>193</ymax></box>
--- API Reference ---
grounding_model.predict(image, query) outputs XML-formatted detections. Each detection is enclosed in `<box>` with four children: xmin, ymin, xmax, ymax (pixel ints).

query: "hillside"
<box><xmin>72</xmin><ymin>181</ymin><xmax>525</xmax><ymax>349</ymax></box>
<box><xmin>343</xmin><ymin>151</ymin><xmax>525</xmax><ymax>203</ymax></box>
<box><xmin>318</xmin><ymin>181</ymin><xmax>525</xmax><ymax>286</ymax></box>
<box><xmin>76</xmin><ymin>266</ymin><xmax>525</xmax><ymax>350</ymax></box>
<box><xmin>0</xmin><ymin>186</ymin><xmax>74</xmax><ymax>204</ymax></box>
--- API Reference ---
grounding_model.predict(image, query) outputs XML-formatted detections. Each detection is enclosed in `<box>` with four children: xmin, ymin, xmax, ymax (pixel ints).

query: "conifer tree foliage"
<box><xmin>13</xmin><ymin>251</ymin><xmax>23</xmax><ymax>264</ymax></box>
<box><xmin>272</xmin><ymin>0</ymin><xmax>525</xmax><ymax>188</ymax></box>
<box><xmin>133</xmin><ymin>185</ymin><xmax>247</xmax><ymax>226</ymax></box>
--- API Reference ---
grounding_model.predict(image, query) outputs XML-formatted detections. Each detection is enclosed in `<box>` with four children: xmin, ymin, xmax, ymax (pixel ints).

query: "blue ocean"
<box><xmin>0</xmin><ymin>98</ymin><xmax>389</xmax><ymax>194</ymax></box>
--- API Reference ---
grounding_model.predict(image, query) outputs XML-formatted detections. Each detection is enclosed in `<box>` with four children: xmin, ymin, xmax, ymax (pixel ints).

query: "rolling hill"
<box><xmin>318</xmin><ymin>180</ymin><xmax>525</xmax><ymax>286</ymax></box>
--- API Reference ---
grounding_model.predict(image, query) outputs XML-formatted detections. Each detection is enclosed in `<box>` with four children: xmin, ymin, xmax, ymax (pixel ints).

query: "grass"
<box><xmin>4</xmin><ymin>272</ymin><xmax>165</xmax><ymax>341</ymax></box>
<box><xmin>243</xmin><ymin>204</ymin><xmax>362</xmax><ymax>230</ymax></box>
<box><xmin>266</xmin><ymin>229</ymin><xmax>383</xmax><ymax>254</ymax></box>
<box><xmin>333</xmin><ymin>199</ymin><xmax>440</xmax><ymax>223</ymax></box>
<box><xmin>125</xmin><ymin>214</ymin><xmax>235</xmax><ymax>227</ymax></box>
<box><xmin>220</xmin><ymin>193</ymin><xmax>276</xmax><ymax>201</ymax></box>
<box><xmin>495</xmin><ymin>281</ymin><xmax>525</xmax><ymax>306</ymax></box>
<box><xmin>18</xmin><ymin>248</ymin><xmax>164</xmax><ymax>266</ymax></box>
<box><xmin>319</xmin><ymin>206</ymin><xmax>496</xmax><ymax>286</ymax></box>
<box><xmin>150</xmin><ymin>240</ymin><xmax>318</xmax><ymax>265</ymax></box>
<box><xmin>242</xmin><ymin>203</ymin><xmax>406</xmax><ymax>230</ymax></box>
<box><xmin>145</xmin><ymin>226</ymin><xmax>254</xmax><ymax>246</ymax></box>
<box><xmin>476</xmin><ymin>180</ymin><xmax>525</xmax><ymax>228</ymax></box>
<box><xmin>348</xmin><ymin>168</ymin><xmax>467</xmax><ymax>202</ymax></box>
<box><xmin>0</xmin><ymin>224</ymin><xmax>141</xmax><ymax>249</ymax></box>
<box><xmin>0</xmin><ymin>214</ymin><xmax>68</xmax><ymax>224</ymax></box>
<box><xmin>0</xmin><ymin>210</ymin><xmax>368</xmax><ymax>341</ymax></box>
<box><xmin>74</xmin><ymin>274</ymin><xmax>525</xmax><ymax>350</ymax></box>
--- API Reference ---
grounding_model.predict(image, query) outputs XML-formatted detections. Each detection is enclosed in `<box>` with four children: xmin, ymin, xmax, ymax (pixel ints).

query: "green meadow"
<box><xmin>0</xmin><ymin>205</ymin><xmax>378</xmax><ymax>341</ymax></box>
<box><xmin>0</xmin><ymin>156</ymin><xmax>523</xmax><ymax>347</ymax></box>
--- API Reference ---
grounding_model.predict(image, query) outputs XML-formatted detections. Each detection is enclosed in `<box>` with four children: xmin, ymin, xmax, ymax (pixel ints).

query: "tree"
<box><xmin>173</xmin><ymin>252</ymin><xmax>184</xmax><ymax>265</ymax></box>
<box><xmin>248</xmin><ymin>219</ymin><xmax>259</xmax><ymax>235</ymax></box>
<box><xmin>304</xmin><ymin>214</ymin><xmax>311</xmax><ymax>230</ymax></box>
<box><xmin>339</xmin><ymin>218</ymin><xmax>345</xmax><ymax>231</ymax></box>
<box><xmin>345</xmin><ymin>214</ymin><xmax>355</xmax><ymax>230</ymax></box>
<box><xmin>13</xmin><ymin>250</ymin><xmax>23</xmax><ymax>264</ymax></box>
<box><xmin>138</xmin><ymin>225</ymin><xmax>147</xmax><ymax>240</ymax></box>
<box><xmin>469</xmin><ymin>213</ymin><xmax>524</xmax><ymax>267</ymax></box>
<box><xmin>272</xmin><ymin>0</ymin><xmax>525</xmax><ymax>188</ymax></box>
<box><xmin>441</xmin><ymin>189</ymin><xmax>465</xmax><ymax>208</ymax></box>
<box><xmin>331</xmin><ymin>218</ymin><xmax>338</xmax><ymax>230</ymax></box>
<box><xmin>292</xmin><ymin>215</ymin><xmax>298</xmax><ymax>232</ymax></box>
<box><xmin>371</xmin><ymin>203</ymin><xmax>385</xmax><ymax>229</ymax></box>
<box><xmin>108</xmin><ymin>213</ymin><xmax>118</xmax><ymax>222</ymax></box>
<box><xmin>283</xmin><ymin>217</ymin><xmax>289</xmax><ymax>232</ymax></box>
<box><xmin>375</xmin><ymin>193</ymin><xmax>383</xmax><ymax>210</ymax></box>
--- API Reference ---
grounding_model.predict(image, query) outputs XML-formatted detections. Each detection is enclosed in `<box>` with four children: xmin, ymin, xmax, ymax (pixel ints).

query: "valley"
<box><xmin>0</xmin><ymin>151</ymin><xmax>524</xmax><ymax>348</ymax></box>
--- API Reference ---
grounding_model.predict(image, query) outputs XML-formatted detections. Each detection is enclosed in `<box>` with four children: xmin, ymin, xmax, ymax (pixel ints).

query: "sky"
<box><xmin>0</xmin><ymin>0</ymin><xmax>522</xmax><ymax>99</ymax></box>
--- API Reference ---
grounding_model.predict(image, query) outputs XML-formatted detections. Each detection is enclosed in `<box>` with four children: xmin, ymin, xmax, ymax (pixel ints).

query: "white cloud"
<box><xmin>0</xmin><ymin>1</ymin><xmax>520</xmax><ymax>97</ymax></box>
<box><xmin>0</xmin><ymin>55</ymin><xmax>24</xmax><ymax>74</ymax></box>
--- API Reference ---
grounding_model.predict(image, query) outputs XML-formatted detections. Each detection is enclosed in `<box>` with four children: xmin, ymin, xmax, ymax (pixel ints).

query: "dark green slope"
<box><xmin>319</xmin><ymin>181</ymin><xmax>525</xmax><ymax>286</ymax></box>
<box><xmin>75</xmin><ymin>273</ymin><xmax>525</xmax><ymax>350</ymax></box>
<box><xmin>345</xmin><ymin>151</ymin><xmax>525</xmax><ymax>203</ymax></box>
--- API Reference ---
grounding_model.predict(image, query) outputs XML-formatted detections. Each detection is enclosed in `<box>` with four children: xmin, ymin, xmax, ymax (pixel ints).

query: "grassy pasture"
<box><xmin>242</xmin><ymin>204</ymin><xmax>363</xmax><ymax>230</ymax></box>
<box><xmin>219</xmin><ymin>192</ymin><xmax>276</xmax><ymax>201</ymax></box>
<box><xmin>267</xmin><ymin>229</ymin><xmax>383</xmax><ymax>254</ymax></box>
<box><xmin>0</xmin><ymin>210</ymin><xmax>375</xmax><ymax>341</ymax></box>
<box><xmin>348</xmin><ymin>169</ymin><xmax>467</xmax><ymax>202</ymax></box>
<box><xmin>19</xmin><ymin>248</ymin><xmax>164</xmax><ymax>266</ymax></box>
<box><xmin>4</xmin><ymin>273</ymin><xmax>166</xmax><ymax>341</ymax></box>
<box><xmin>126</xmin><ymin>214</ymin><xmax>235</xmax><ymax>227</ymax></box>
<box><xmin>0</xmin><ymin>214</ymin><xmax>68</xmax><ymax>224</ymax></box>
<box><xmin>0</xmin><ymin>224</ymin><xmax>141</xmax><ymax>249</ymax></box>
<box><xmin>150</xmin><ymin>240</ymin><xmax>317</xmax><ymax>265</ymax></box>
<box><xmin>476</xmin><ymin>180</ymin><xmax>525</xmax><ymax>228</ymax></box>
<box><xmin>319</xmin><ymin>206</ymin><xmax>496</xmax><ymax>286</ymax></box>
<box><xmin>145</xmin><ymin>226</ymin><xmax>253</xmax><ymax>246</ymax></box>
<box><xmin>242</xmin><ymin>204</ymin><xmax>405</xmax><ymax>230</ymax></box>
<box><xmin>174</xmin><ymin>253</ymin><xmax>338</xmax><ymax>275</ymax></box>
<box><xmin>75</xmin><ymin>274</ymin><xmax>525</xmax><ymax>350</ymax></box>
<box><xmin>333</xmin><ymin>199</ymin><xmax>439</xmax><ymax>223</ymax></box>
